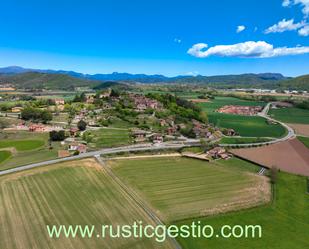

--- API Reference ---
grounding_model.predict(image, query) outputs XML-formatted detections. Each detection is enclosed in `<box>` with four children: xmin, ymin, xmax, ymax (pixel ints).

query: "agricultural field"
<box><xmin>0</xmin><ymin>159</ymin><xmax>173</xmax><ymax>249</ymax></box>
<box><xmin>210</xmin><ymin>114</ymin><xmax>286</xmax><ymax>137</ymax></box>
<box><xmin>268</xmin><ymin>107</ymin><xmax>309</xmax><ymax>124</ymax></box>
<box><xmin>52</xmin><ymin>113</ymin><xmax>69</xmax><ymax>123</ymax></box>
<box><xmin>215</xmin><ymin>157</ymin><xmax>261</xmax><ymax>173</ymax></box>
<box><xmin>198</xmin><ymin>96</ymin><xmax>265</xmax><ymax>113</ymax></box>
<box><xmin>0</xmin><ymin>131</ymin><xmax>60</xmax><ymax>171</ymax></box>
<box><xmin>110</xmin><ymin>157</ymin><xmax>270</xmax><ymax>222</ymax></box>
<box><xmin>220</xmin><ymin>137</ymin><xmax>272</xmax><ymax>144</ymax></box>
<box><xmin>175</xmin><ymin>172</ymin><xmax>309</xmax><ymax>249</ymax></box>
<box><xmin>231</xmin><ymin>138</ymin><xmax>309</xmax><ymax>176</ymax></box>
<box><xmin>0</xmin><ymin>140</ymin><xmax>44</xmax><ymax>151</ymax></box>
<box><xmin>298</xmin><ymin>136</ymin><xmax>309</xmax><ymax>148</ymax></box>
<box><xmin>198</xmin><ymin>97</ymin><xmax>286</xmax><ymax>137</ymax></box>
<box><xmin>0</xmin><ymin>151</ymin><xmax>11</xmax><ymax>163</ymax></box>
<box><xmin>85</xmin><ymin>128</ymin><xmax>132</xmax><ymax>149</ymax></box>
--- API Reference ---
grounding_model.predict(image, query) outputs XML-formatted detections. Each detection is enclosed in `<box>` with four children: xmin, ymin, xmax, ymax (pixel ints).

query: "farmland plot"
<box><xmin>111</xmin><ymin>157</ymin><xmax>271</xmax><ymax>221</ymax></box>
<box><xmin>0</xmin><ymin>159</ymin><xmax>173</xmax><ymax>249</ymax></box>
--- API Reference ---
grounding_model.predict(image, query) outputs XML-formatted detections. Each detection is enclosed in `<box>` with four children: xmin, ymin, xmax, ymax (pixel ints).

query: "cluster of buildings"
<box><xmin>8</xmin><ymin>122</ymin><xmax>63</xmax><ymax>132</ymax></box>
<box><xmin>130</xmin><ymin>94</ymin><xmax>163</xmax><ymax>112</ymax></box>
<box><xmin>217</xmin><ymin>105</ymin><xmax>263</xmax><ymax>116</ymax></box>
<box><xmin>205</xmin><ymin>147</ymin><xmax>231</xmax><ymax>160</ymax></box>
<box><xmin>183</xmin><ymin>147</ymin><xmax>231</xmax><ymax>161</ymax></box>
<box><xmin>191</xmin><ymin>119</ymin><xmax>222</xmax><ymax>140</ymax></box>
<box><xmin>131</xmin><ymin>129</ymin><xmax>164</xmax><ymax>144</ymax></box>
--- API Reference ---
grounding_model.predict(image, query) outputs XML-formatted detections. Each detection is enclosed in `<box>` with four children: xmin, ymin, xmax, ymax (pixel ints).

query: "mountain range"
<box><xmin>0</xmin><ymin>66</ymin><xmax>308</xmax><ymax>91</ymax></box>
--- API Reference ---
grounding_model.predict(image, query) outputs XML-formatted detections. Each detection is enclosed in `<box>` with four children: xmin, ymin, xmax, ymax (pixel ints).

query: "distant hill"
<box><xmin>0</xmin><ymin>66</ymin><xmax>169</xmax><ymax>83</ymax></box>
<box><xmin>278</xmin><ymin>75</ymin><xmax>309</xmax><ymax>91</ymax></box>
<box><xmin>93</xmin><ymin>81</ymin><xmax>132</xmax><ymax>91</ymax></box>
<box><xmin>0</xmin><ymin>72</ymin><xmax>101</xmax><ymax>90</ymax></box>
<box><xmin>171</xmin><ymin>73</ymin><xmax>286</xmax><ymax>88</ymax></box>
<box><xmin>0</xmin><ymin>66</ymin><xmax>307</xmax><ymax>91</ymax></box>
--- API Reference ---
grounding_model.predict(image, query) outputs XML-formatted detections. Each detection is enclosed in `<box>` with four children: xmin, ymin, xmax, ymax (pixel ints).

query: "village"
<box><xmin>0</xmin><ymin>89</ymin><xmax>229</xmax><ymax>160</ymax></box>
<box><xmin>217</xmin><ymin>105</ymin><xmax>263</xmax><ymax>115</ymax></box>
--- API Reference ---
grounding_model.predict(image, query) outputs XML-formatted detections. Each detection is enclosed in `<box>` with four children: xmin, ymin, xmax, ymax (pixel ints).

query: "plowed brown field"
<box><xmin>231</xmin><ymin>139</ymin><xmax>309</xmax><ymax>176</ymax></box>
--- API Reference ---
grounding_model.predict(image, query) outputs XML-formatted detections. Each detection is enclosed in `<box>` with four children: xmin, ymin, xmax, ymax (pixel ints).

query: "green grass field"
<box><xmin>0</xmin><ymin>131</ymin><xmax>60</xmax><ymax>171</ymax></box>
<box><xmin>111</xmin><ymin>157</ymin><xmax>270</xmax><ymax>221</ymax></box>
<box><xmin>0</xmin><ymin>159</ymin><xmax>173</xmax><ymax>249</ymax></box>
<box><xmin>215</xmin><ymin>157</ymin><xmax>261</xmax><ymax>173</ymax></box>
<box><xmin>86</xmin><ymin>128</ymin><xmax>132</xmax><ymax>148</ymax></box>
<box><xmin>210</xmin><ymin>114</ymin><xmax>286</xmax><ymax>137</ymax></box>
<box><xmin>199</xmin><ymin>97</ymin><xmax>286</xmax><ymax>137</ymax></box>
<box><xmin>0</xmin><ymin>140</ymin><xmax>45</xmax><ymax>151</ymax></box>
<box><xmin>175</xmin><ymin>172</ymin><xmax>309</xmax><ymax>249</ymax></box>
<box><xmin>199</xmin><ymin>96</ymin><xmax>265</xmax><ymax>113</ymax></box>
<box><xmin>220</xmin><ymin>137</ymin><xmax>272</xmax><ymax>144</ymax></box>
<box><xmin>268</xmin><ymin>107</ymin><xmax>309</xmax><ymax>124</ymax></box>
<box><xmin>298</xmin><ymin>136</ymin><xmax>309</xmax><ymax>148</ymax></box>
<box><xmin>0</xmin><ymin>151</ymin><xmax>11</xmax><ymax>163</ymax></box>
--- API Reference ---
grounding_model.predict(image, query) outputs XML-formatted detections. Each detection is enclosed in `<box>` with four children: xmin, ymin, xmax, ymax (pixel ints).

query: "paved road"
<box><xmin>0</xmin><ymin>142</ymin><xmax>196</xmax><ymax>176</ymax></box>
<box><xmin>219</xmin><ymin>102</ymin><xmax>295</xmax><ymax>148</ymax></box>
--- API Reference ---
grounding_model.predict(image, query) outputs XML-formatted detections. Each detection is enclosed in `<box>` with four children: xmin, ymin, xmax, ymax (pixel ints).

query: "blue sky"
<box><xmin>0</xmin><ymin>0</ymin><xmax>308</xmax><ymax>76</ymax></box>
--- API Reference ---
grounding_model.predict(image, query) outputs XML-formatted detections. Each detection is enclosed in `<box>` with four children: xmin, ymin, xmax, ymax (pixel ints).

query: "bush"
<box><xmin>49</xmin><ymin>130</ymin><xmax>66</xmax><ymax>141</ymax></box>
<box><xmin>21</xmin><ymin>107</ymin><xmax>52</xmax><ymax>123</ymax></box>
<box><xmin>77</xmin><ymin>120</ymin><xmax>87</xmax><ymax>131</ymax></box>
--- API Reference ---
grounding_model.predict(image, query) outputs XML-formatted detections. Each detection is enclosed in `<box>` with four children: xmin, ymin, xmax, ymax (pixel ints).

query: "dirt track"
<box><xmin>231</xmin><ymin>138</ymin><xmax>309</xmax><ymax>176</ymax></box>
<box><xmin>287</xmin><ymin>123</ymin><xmax>309</xmax><ymax>137</ymax></box>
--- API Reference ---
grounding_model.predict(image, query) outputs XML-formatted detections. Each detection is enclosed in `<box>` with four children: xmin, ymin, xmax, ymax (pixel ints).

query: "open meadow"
<box><xmin>175</xmin><ymin>172</ymin><xmax>309</xmax><ymax>249</ymax></box>
<box><xmin>85</xmin><ymin>128</ymin><xmax>132</xmax><ymax>149</ymax></box>
<box><xmin>198</xmin><ymin>97</ymin><xmax>286</xmax><ymax>137</ymax></box>
<box><xmin>298</xmin><ymin>136</ymin><xmax>309</xmax><ymax>148</ymax></box>
<box><xmin>110</xmin><ymin>157</ymin><xmax>270</xmax><ymax>222</ymax></box>
<box><xmin>209</xmin><ymin>114</ymin><xmax>286</xmax><ymax>137</ymax></box>
<box><xmin>268</xmin><ymin>107</ymin><xmax>309</xmax><ymax>124</ymax></box>
<box><xmin>0</xmin><ymin>159</ymin><xmax>174</xmax><ymax>249</ymax></box>
<box><xmin>0</xmin><ymin>131</ymin><xmax>60</xmax><ymax>171</ymax></box>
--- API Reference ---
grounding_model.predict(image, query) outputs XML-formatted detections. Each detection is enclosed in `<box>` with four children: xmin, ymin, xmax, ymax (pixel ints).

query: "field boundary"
<box><xmin>94</xmin><ymin>155</ymin><xmax>182</xmax><ymax>249</ymax></box>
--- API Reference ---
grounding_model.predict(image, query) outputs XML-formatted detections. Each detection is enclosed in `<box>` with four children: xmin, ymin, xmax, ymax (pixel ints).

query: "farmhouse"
<box><xmin>132</xmin><ymin>129</ymin><xmax>148</xmax><ymax>143</ymax></box>
<box><xmin>29</xmin><ymin>124</ymin><xmax>47</xmax><ymax>132</ymax></box>
<box><xmin>99</xmin><ymin>89</ymin><xmax>111</xmax><ymax>98</ymax></box>
<box><xmin>53</xmin><ymin>98</ymin><xmax>65</xmax><ymax>105</ymax></box>
<box><xmin>86</xmin><ymin>95</ymin><xmax>95</xmax><ymax>104</ymax></box>
<box><xmin>69</xmin><ymin>143</ymin><xmax>87</xmax><ymax>153</ymax></box>
<box><xmin>217</xmin><ymin>105</ymin><xmax>263</xmax><ymax>115</ymax></box>
<box><xmin>167</xmin><ymin>126</ymin><xmax>178</xmax><ymax>135</ymax></box>
<box><xmin>151</xmin><ymin>133</ymin><xmax>164</xmax><ymax>144</ymax></box>
<box><xmin>69</xmin><ymin>127</ymin><xmax>79</xmax><ymax>137</ymax></box>
<box><xmin>206</xmin><ymin>147</ymin><xmax>231</xmax><ymax>160</ymax></box>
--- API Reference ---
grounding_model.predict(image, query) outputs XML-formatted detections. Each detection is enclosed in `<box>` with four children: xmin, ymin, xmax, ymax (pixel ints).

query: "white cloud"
<box><xmin>187</xmin><ymin>41</ymin><xmax>309</xmax><ymax>58</ymax></box>
<box><xmin>283</xmin><ymin>0</ymin><xmax>309</xmax><ymax>17</ymax></box>
<box><xmin>265</xmin><ymin>19</ymin><xmax>305</xmax><ymax>33</ymax></box>
<box><xmin>174</xmin><ymin>38</ymin><xmax>182</xmax><ymax>43</ymax></box>
<box><xmin>298</xmin><ymin>24</ymin><xmax>309</xmax><ymax>35</ymax></box>
<box><xmin>236</xmin><ymin>25</ymin><xmax>246</xmax><ymax>33</ymax></box>
<box><xmin>282</xmin><ymin>0</ymin><xmax>291</xmax><ymax>7</ymax></box>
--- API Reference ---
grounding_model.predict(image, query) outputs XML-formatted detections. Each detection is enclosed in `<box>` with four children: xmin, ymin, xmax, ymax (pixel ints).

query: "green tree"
<box><xmin>77</xmin><ymin>120</ymin><xmax>87</xmax><ymax>131</ymax></box>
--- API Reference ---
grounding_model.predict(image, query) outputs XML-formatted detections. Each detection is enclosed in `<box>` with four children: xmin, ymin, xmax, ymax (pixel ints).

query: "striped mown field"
<box><xmin>0</xmin><ymin>159</ymin><xmax>173</xmax><ymax>249</ymax></box>
<box><xmin>85</xmin><ymin>128</ymin><xmax>132</xmax><ymax>148</ymax></box>
<box><xmin>110</xmin><ymin>157</ymin><xmax>271</xmax><ymax>222</ymax></box>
